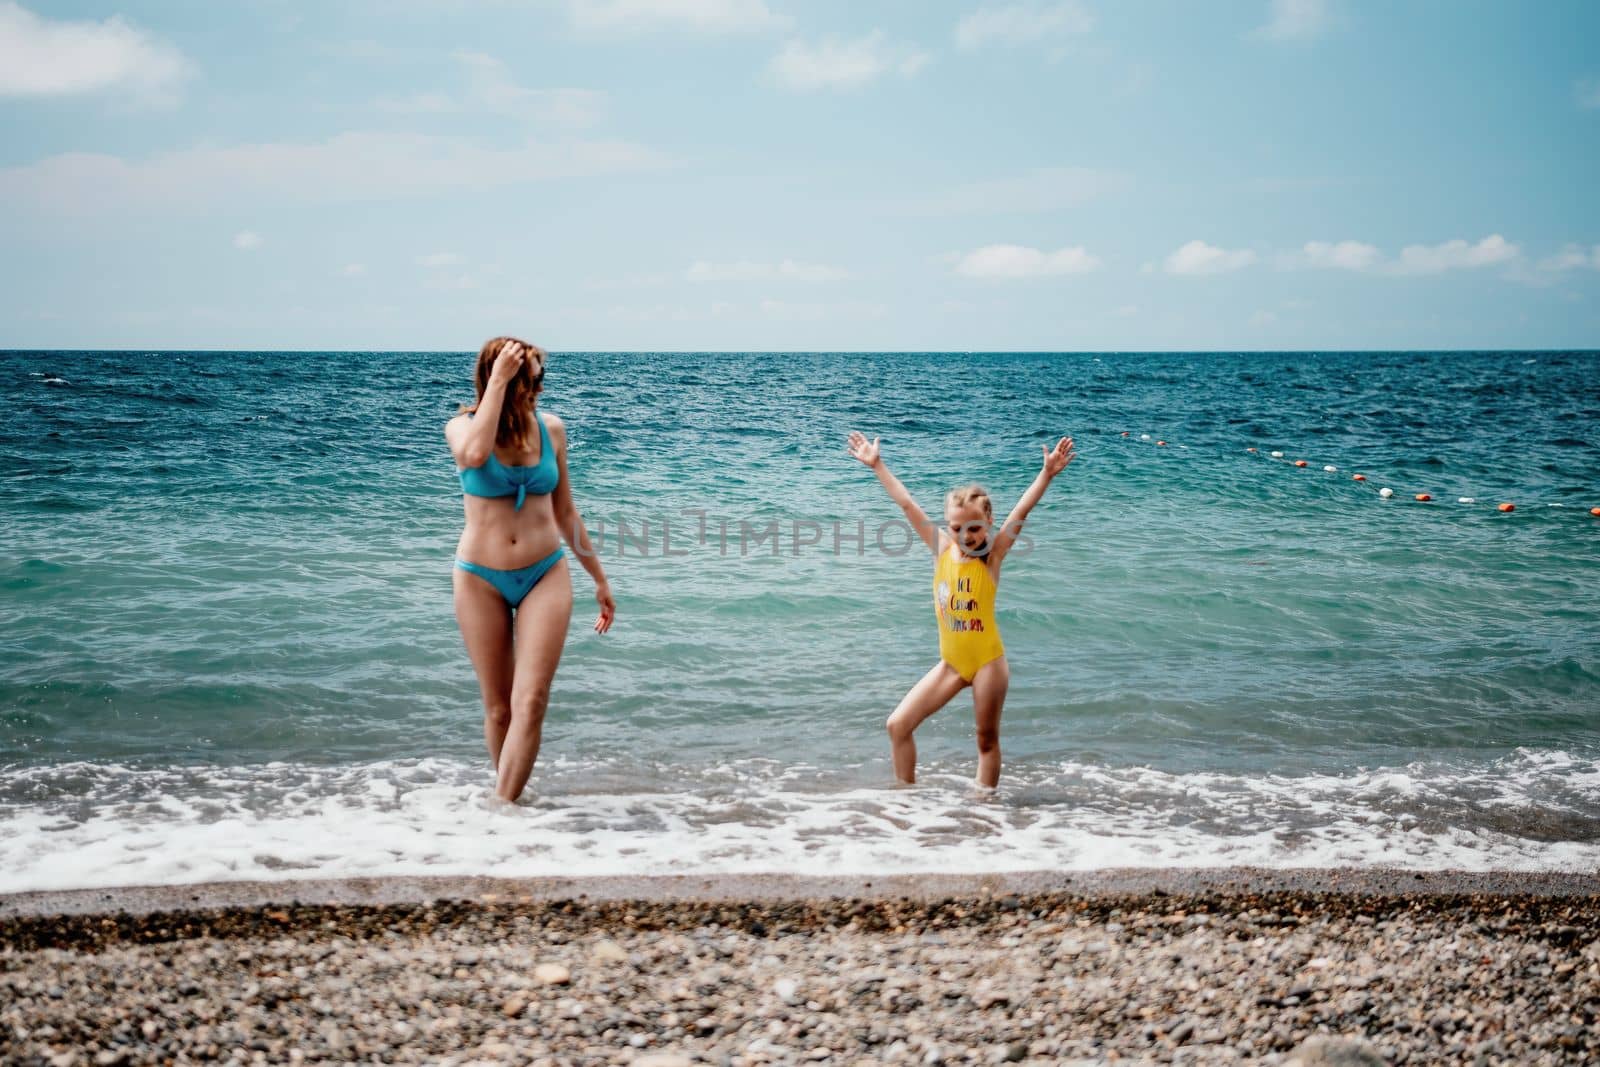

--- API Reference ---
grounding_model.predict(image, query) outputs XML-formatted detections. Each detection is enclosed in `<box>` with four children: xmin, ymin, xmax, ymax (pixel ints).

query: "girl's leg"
<box><xmin>496</xmin><ymin>559</ymin><xmax>574</xmax><ymax>803</ymax></box>
<box><xmin>886</xmin><ymin>662</ymin><xmax>968</xmax><ymax>784</ymax></box>
<box><xmin>454</xmin><ymin>569</ymin><xmax>515</xmax><ymax>771</ymax></box>
<box><xmin>970</xmin><ymin>656</ymin><xmax>1010</xmax><ymax>788</ymax></box>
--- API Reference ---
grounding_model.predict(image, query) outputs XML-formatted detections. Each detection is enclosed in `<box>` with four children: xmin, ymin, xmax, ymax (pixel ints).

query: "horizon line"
<box><xmin>5</xmin><ymin>347</ymin><xmax>1599</xmax><ymax>356</ymax></box>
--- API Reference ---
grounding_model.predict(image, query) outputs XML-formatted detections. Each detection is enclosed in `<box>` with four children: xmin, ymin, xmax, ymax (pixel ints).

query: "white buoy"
<box><xmin>1323</xmin><ymin>465</ymin><xmax>1338</xmax><ymax>473</ymax></box>
<box><xmin>1270</xmin><ymin>451</ymin><xmax>1284</xmax><ymax>459</ymax></box>
<box><xmin>1458</xmin><ymin>497</ymin><xmax>1475</xmax><ymax>504</ymax></box>
<box><xmin>1140</xmin><ymin>434</ymin><xmax>1151</xmax><ymax>441</ymax></box>
<box><xmin>1378</xmin><ymin>487</ymin><xmax>1394</xmax><ymax>498</ymax></box>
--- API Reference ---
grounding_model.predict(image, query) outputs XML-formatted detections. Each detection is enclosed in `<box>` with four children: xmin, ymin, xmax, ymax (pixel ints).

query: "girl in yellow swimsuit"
<box><xmin>848</xmin><ymin>430</ymin><xmax>1076</xmax><ymax>788</ymax></box>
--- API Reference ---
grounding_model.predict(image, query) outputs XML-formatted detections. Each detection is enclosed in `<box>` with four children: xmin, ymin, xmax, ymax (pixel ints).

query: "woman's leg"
<box><xmin>496</xmin><ymin>558</ymin><xmax>574</xmax><ymax>802</ymax></box>
<box><xmin>886</xmin><ymin>662</ymin><xmax>968</xmax><ymax>785</ymax></box>
<box><xmin>970</xmin><ymin>656</ymin><xmax>1010</xmax><ymax>788</ymax></box>
<box><xmin>454</xmin><ymin>568</ymin><xmax>515</xmax><ymax>771</ymax></box>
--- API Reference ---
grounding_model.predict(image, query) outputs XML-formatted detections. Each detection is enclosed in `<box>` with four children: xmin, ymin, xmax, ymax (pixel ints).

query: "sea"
<box><xmin>3</xmin><ymin>349</ymin><xmax>1598</xmax><ymax>894</ymax></box>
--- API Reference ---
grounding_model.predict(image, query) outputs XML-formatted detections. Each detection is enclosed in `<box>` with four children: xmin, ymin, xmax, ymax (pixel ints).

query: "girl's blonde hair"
<box><xmin>945</xmin><ymin>484</ymin><xmax>994</xmax><ymax>518</ymax></box>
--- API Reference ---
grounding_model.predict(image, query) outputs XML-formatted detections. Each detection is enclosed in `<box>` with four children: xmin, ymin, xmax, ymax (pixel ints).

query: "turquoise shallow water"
<box><xmin>2</xmin><ymin>349</ymin><xmax>1598</xmax><ymax>890</ymax></box>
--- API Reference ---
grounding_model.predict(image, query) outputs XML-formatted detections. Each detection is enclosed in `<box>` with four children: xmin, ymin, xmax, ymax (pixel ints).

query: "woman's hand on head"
<box><xmin>1043</xmin><ymin>435</ymin><xmax>1076</xmax><ymax>477</ymax></box>
<box><xmin>593</xmin><ymin>581</ymin><xmax>616</xmax><ymax>634</ymax></box>
<box><xmin>847</xmin><ymin>431</ymin><xmax>882</xmax><ymax>468</ymax></box>
<box><xmin>487</xmin><ymin>340</ymin><xmax>525</xmax><ymax>388</ymax></box>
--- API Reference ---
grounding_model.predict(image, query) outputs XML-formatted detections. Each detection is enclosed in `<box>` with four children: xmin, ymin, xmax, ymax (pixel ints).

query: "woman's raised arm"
<box><xmin>445</xmin><ymin>340</ymin><xmax>526</xmax><ymax>468</ymax></box>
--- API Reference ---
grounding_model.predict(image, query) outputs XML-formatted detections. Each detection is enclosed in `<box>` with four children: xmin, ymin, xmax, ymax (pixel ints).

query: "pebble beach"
<box><xmin>3</xmin><ymin>871</ymin><xmax>1597</xmax><ymax>1066</ymax></box>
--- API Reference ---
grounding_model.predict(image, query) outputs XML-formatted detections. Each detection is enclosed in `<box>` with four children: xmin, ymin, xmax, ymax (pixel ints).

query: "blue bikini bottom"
<box><xmin>454</xmin><ymin>546</ymin><xmax>566</xmax><ymax>608</ymax></box>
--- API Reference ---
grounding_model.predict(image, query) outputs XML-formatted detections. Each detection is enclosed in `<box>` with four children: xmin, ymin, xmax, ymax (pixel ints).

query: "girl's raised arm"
<box><xmin>990</xmin><ymin>435</ymin><xmax>1075</xmax><ymax>569</ymax></box>
<box><xmin>847</xmin><ymin>431</ymin><xmax>940</xmax><ymax>556</ymax></box>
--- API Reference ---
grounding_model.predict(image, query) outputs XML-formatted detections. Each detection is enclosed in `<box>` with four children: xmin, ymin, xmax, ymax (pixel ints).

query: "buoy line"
<box><xmin>1125</xmin><ymin>432</ymin><xmax>1596</xmax><ymax>518</ymax></box>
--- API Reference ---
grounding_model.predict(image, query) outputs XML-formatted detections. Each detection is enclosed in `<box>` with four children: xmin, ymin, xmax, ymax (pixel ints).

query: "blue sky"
<box><xmin>1</xmin><ymin>0</ymin><xmax>1597</xmax><ymax>351</ymax></box>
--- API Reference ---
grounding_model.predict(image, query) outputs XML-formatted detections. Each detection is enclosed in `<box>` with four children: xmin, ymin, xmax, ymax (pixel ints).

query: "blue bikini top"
<box><xmin>458</xmin><ymin>413</ymin><xmax>558</xmax><ymax>510</ymax></box>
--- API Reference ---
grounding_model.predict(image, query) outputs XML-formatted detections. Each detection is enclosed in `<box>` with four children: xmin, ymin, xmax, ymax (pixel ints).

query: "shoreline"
<box><xmin>3</xmin><ymin>865</ymin><xmax>1597</xmax><ymax>922</ymax></box>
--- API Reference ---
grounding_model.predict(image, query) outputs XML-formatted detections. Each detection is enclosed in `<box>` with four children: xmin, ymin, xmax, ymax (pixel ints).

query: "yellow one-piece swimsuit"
<box><xmin>933</xmin><ymin>541</ymin><xmax>1005</xmax><ymax>683</ymax></box>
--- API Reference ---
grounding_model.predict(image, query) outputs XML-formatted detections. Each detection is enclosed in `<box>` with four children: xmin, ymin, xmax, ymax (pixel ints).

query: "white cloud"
<box><xmin>0</xmin><ymin>1</ymin><xmax>190</xmax><ymax>103</ymax></box>
<box><xmin>954</xmin><ymin>2</ymin><xmax>1094</xmax><ymax>49</ymax></box>
<box><xmin>1392</xmin><ymin>234</ymin><xmax>1518</xmax><ymax>275</ymax></box>
<box><xmin>898</xmin><ymin>166</ymin><xmax>1126</xmax><ymax>215</ymax></box>
<box><xmin>1111</xmin><ymin>304</ymin><xmax>1138</xmax><ymax>317</ymax></box>
<box><xmin>565</xmin><ymin>0</ymin><xmax>789</xmax><ymax>34</ymax></box>
<box><xmin>1251</xmin><ymin>0</ymin><xmax>1329</xmax><ymax>41</ymax></box>
<box><xmin>1163</xmin><ymin>240</ymin><xmax>1257</xmax><ymax>276</ymax></box>
<box><xmin>768</xmin><ymin>31</ymin><xmax>930</xmax><ymax>91</ymax></box>
<box><xmin>685</xmin><ymin>259</ymin><xmax>850</xmax><ymax>282</ymax></box>
<box><xmin>1288</xmin><ymin>234</ymin><xmax>1523</xmax><ymax>276</ymax></box>
<box><xmin>952</xmin><ymin>243</ymin><xmax>1101</xmax><ymax>278</ymax></box>
<box><xmin>1575</xmin><ymin>78</ymin><xmax>1600</xmax><ymax>110</ymax></box>
<box><xmin>1536</xmin><ymin>244</ymin><xmax>1600</xmax><ymax>272</ymax></box>
<box><xmin>1249</xmin><ymin>310</ymin><xmax>1278</xmax><ymax>327</ymax></box>
<box><xmin>232</xmin><ymin>231</ymin><xmax>263</xmax><ymax>251</ymax></box>
<box><xmin>1504</xmin><ymin>243</ymin><xmax>1600</xmax><ymax>285</ymax></box>
<box><xmin>417</xmin><ymin>252</ymin><xmax>465</xmax><ymax>268</ymax></box>
<box><xmin>1298</xmin><ymin>239</ymin><xmax>1381</xmax><ymax>271</ymax></box>
<box><xmin>377</xmin><ymin>51</ymin><xmax>605</xmax><ymax>126</ymax></box>
<box><xmin>0</xmin><ymin>132</ymin><xmax>672</xmax><ymax>212</ymax></box>
<box><xmin>342</xmin><ymin>263</ymin><xmax>367</xmax><ymax>277</ymax></box>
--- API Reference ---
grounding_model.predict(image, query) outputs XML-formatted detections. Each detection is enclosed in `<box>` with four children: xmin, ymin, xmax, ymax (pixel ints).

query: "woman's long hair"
<box><xmin>462</xmin><ymin>336</ymin><xmax>544</xmax><ymax>449</ymax></box>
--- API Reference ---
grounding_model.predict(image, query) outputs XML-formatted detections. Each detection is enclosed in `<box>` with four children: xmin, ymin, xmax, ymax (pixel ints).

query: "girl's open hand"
<box><xmin>1043</xmin><ymin>436</ymin><xmax>1076</xmax><ymax>477</ymax></box>
<box><xmin>593</xmin><ymin>581</ymin><xmax>616</xmax><ymax>634</ymax></box>
<box><xmin>847</xmin><ymin>431</ymin><xmax>882</xmax><ymax>468</ymax></box>
<box><xmin>487</xmin><ymin>340</ymin><xmax>525</xmax><ymax>388</ymax></box>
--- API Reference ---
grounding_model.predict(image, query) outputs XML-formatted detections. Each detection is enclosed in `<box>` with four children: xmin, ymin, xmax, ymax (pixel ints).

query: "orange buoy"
<box><xmin>1294</xmin><ymin>460</ymin><xmax>1308</xmax><ymax>468</ymax></box>
<box><xmin>1591</xmin><ymin>507</ymin><xmax>1600</xmax><ymax>517</ymax></box>
<box><xmin>1156</xmin><ymin>440</ymin><xmax>1167</xmax><ymax>446</ymax></box>
<box><xmin>1246</xmin><ymin>447</ymin><xmax>1257</xmax><ymax>454</ymax></box>
<box><xmin>1121</xmin><ymin>431</ymin><xmax>1130</xmax><ymax>437</ymax></box>
<box><xmin>1415</xmin><ymin>494</ymin><xmax>1432</xmax><ymax>502</ymax></box>
<box><xmin>1352</xmin><ymin>474</ymin><xmax>1366</xmax><ymax>482</ymax></box>
<box><xmin>1498</xmin><ymin>502</ymin><xmax>1515</xmax><ymax>513</ymax></box>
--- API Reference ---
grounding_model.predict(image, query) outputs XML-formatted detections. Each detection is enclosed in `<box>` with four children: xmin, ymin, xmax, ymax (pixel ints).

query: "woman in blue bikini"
<box><xmin>446</xmin><ymin>336</ymin><xmax>615</xmax><ymax>803</ymax></box>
